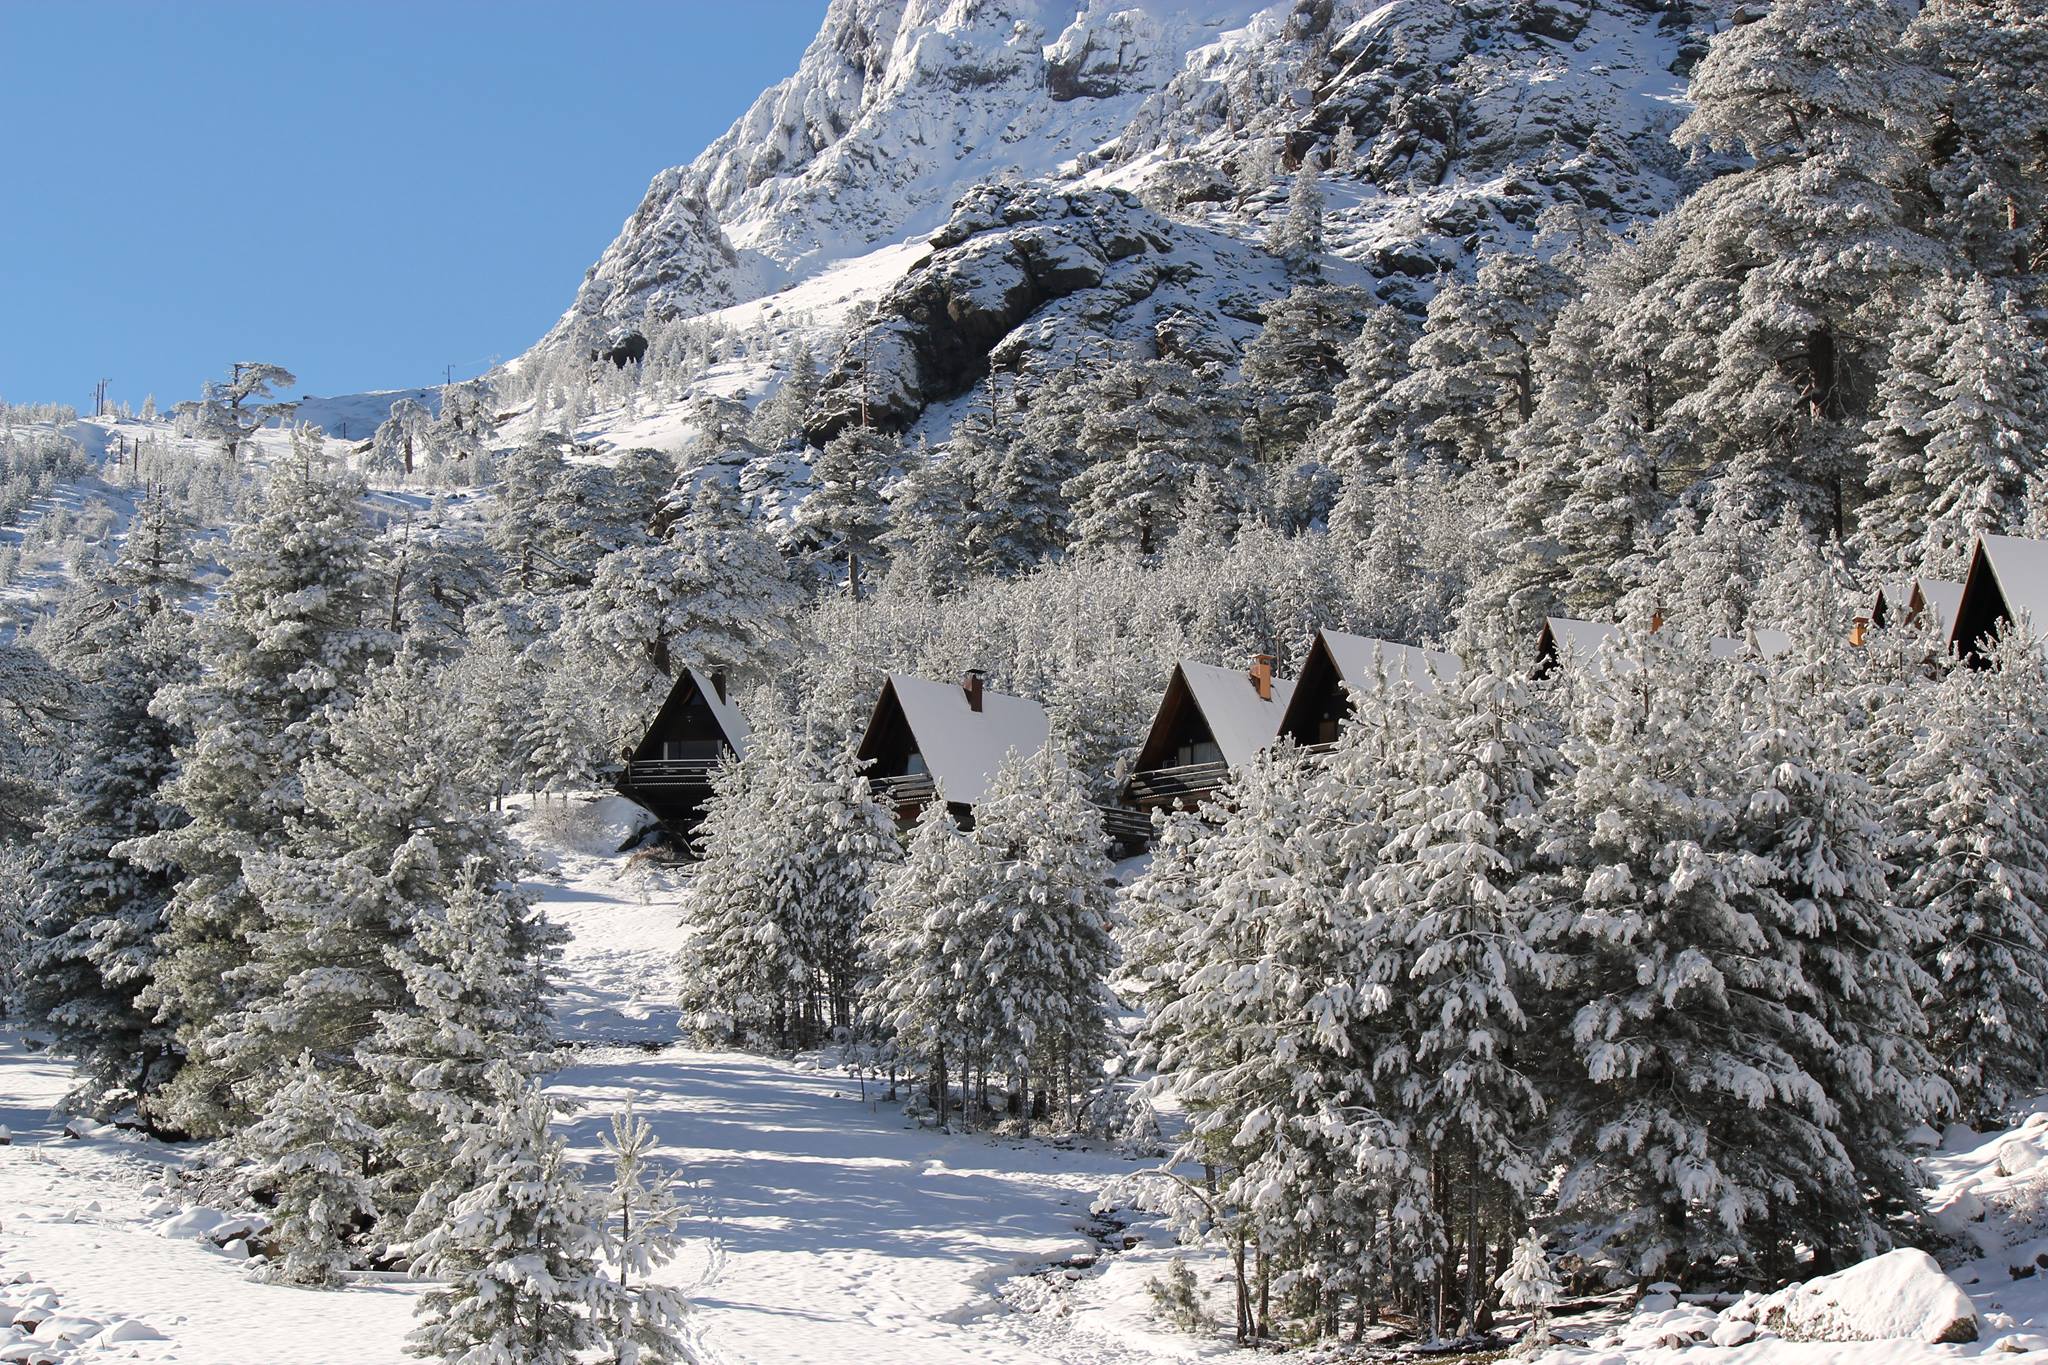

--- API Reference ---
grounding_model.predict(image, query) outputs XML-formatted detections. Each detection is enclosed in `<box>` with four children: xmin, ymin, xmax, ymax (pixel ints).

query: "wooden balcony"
<box><xmin>870</xmin><ymin>772</ymin><xmax>937</xmax><ymax>806</ymax></box>
<box><xmin>1094</xmin><ymin>802</ymin><xmax>1155</xmax><ymax>845</ymax></box>
<box><xmin>1124</xmin><ymin>760</ymin><xmax>1231</xmax><ymax>809</ymax></box>
<box><xmin>622</xmin><ymin>757</ymin><xmax>723</xmax><ymax>789</ymax></box>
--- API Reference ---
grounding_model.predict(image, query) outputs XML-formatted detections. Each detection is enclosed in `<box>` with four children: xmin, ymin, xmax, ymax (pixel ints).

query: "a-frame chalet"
<box><xmin>1951</xmin><ymin>534</ymin><xmax>2048</xmax><ymax>664</ymax></box>
<box><xmin>616</xmin><ymin>667</ymin><xmax>751</xmax><ymax>837</ymax></box>
<box><xmin>856</xmin><ymin>671</ymin><xmax>1049</xmax><ymax>826</ymax></box>
<box><xmin>1870</xmin><ymin>576</ymin><xmax>1965</xmax><ymax>638</ymax></box>
<box><xmin>1123</xmin><ymin>657</ymin><xmax>1293</xmax><ymax>813</ymax></box>
<box><xmin>1276</xmin><ymin>628</ymin><xmax>1461</xmax><ymax>748</ymax></box>
<box><xmin>1532</xmin><ymin>617</ymin><xmax>1618</xmax><ymax>678</ymax></box>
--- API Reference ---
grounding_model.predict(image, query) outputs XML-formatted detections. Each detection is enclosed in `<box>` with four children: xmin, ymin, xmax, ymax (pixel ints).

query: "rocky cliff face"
<box><xmin>534</xmin><ymin>0</ymin><xmax>1730</xmax><ymax>432</ymax></box>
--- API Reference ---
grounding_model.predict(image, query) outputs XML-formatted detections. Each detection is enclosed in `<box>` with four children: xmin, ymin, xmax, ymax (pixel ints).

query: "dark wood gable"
<box><xmin>1277</xmin><ymin>634</ymin><xmax>1346</xmax><ymax>748</ymax></box>
<box><xmin>1126</xmin><ymin>665</ymin><xmax>1228</xmax><ymax>810</ymax></box>
<box><xmin>1532</xmin><ymin>619</ymin><xmax>1563</xmax><ymax>679</ymax></box>
<box><xmin>855</xmin><ymin>678</ymin><xmax>944</xmax><ymax>824</ymax></box>
<box><xmin>1951</xmin><ymin>541</ymin><xmax>2012</xmax><ymax>666</ymax></box>
<box><xmin>617</xmin><ymin>669</ymin><xmax>740</xmax><ymax>835</ymax></box>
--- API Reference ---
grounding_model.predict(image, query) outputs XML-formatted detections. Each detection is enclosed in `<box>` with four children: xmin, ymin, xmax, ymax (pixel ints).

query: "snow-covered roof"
<box><xmin>1174</xmin><ymin>661</ymin><xmax>1295</xmax><ymax>768</ymax></box>
<box><xmin>883</xmin><ymin>673</ymin><xmax>1048</xmax><ymax>806</ymax></box>
<box><xmin>1541</xmin><ymin>617</ymin><xmax>1619</xmax><ymax>668</ymax></box>
<box><xmin>1915</xmin><ymin>578</ymin><xmax>1964</xmax><ymax>638</ymax></box>
<box><xmin>1319</xmin><ymin>630</ymin><xmax>1462</xmax><ymax>693</ymax></box>
<box><xmin>687</xmin><ymin>667</ymin><xmax>752</xmax><ymax>756</ymax></box>
<box><xmin>1708</xmin><ymin>630</ymin><xmax>1793</xmax><ymax>660</ymax></box>
<box><xmin>1977</xmin><ymin>537</ymin><xmax>2048</xmax><ymax>630</ymax></box>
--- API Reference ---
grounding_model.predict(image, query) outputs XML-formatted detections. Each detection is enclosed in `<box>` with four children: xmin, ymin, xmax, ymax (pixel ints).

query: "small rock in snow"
<box><xmin>1743</xmin><ymin>1248</ymin><xmax>1978</xmax><ymax>1344</ymax></box>
<box><xmin>96</xmin><ymin>1319</ymin><xmax>166</xmax><ymax>1343</ymax></box>
<box><xmin>218</xmin><ymin>1238</ymin><xmax>250</xmax><ymax>1260</ymax></box>
<box><xmin>32</xmin><ymin>1312</ymin><xmax>104</xmax><ymax>1342</ymax></box>
<box><xmin>1636</xmin><ymin>1292</ymin><xmax>1678</xmax><ymax>1312</ymax></box>
<box><xmin>1711</xmin><ymin>1319</ymin><xmax>1758</xmax><ymax>1347</ymax></box>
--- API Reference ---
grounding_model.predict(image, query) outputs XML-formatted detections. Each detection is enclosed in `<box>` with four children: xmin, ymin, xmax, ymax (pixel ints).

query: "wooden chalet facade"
<box><xmin>1951</xmin><ymin>534</ymin><xmax>2048</xmax><ymax>664</ymax></box>
<box><xmin>616</xmin><ymin>667</ymin><xmax>750</xmax><ymax>838</ymax></box>
<box><xmin>856</xmin><ymin>671</ymin><xmax>1049</xmax><ymax>825</ymax></box>
<box><xmin>1123</xmin><ymin>658</ymin><xmax>1293</xmax><ymax>813</ymax></box>
<box><xmin>1277</xmin><ymin>629</ymin><xmax>1462</xmax><ymax>748</ymax></box>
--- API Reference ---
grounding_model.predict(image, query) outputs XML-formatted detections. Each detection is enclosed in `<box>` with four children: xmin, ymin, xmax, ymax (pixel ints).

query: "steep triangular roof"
<box><xmin>1319</xmin><ymin>630</ymin><xmax>1462</xmax><ymax>693</ymax></box>
<box><xmin>629</xmin><ymin>666</ymin><xmax>751</xmax><ymax>760</ymax></box>
<box><xmin>1708</xmin><ymin>629</ymin><xmax>1793</xmax><ymax>661</ymax></box>
<box><xmin>1914</xmin><ymin>577</ymin><xmax>1964</xmax><ymax>638</ymax></box>
<box><xmin>1134</xmin><ymin>660</ymin><xmax>1295</xmax><ymax>773</ymax></box>
<box><xmin>873</xmin><ymin>673</ymin><xmax>1048</xmax><ymax>805</ymax></box>
<box><xmin>1537</xmin><ymin>617</ymin><xmax>1619</xmax><ymax>671</ymax></box>
<box><xmin>1953</xmin><ymin>535</ymin><xmax>2048</xmax><ymax>658</ymax></box>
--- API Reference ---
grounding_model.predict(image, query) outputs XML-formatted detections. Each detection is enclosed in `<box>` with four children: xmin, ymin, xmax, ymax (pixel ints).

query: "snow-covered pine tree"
<box><xmin>1661</xmin><ymin>0</ymin><xmax>1950</xmax><ymax>539</ymax></box>
<box><xmin>1715</xmin><ymin>621</ymin><xmax>1947</xmax><ymax>1270</ymax></box>
<box><xmin>861</xmin><ymin>789</ymin><xmax>987</xmax><ymax>1124</ymax></box>
<box><xmin>1893</xmin><ymin>632</ymin><xmax>2048</xmax><ymax>1122</ymax></box>
<box><xmin>1363</xmin><ymin>665</ymin><xmax>1561</xmax><ymax>1333</ymax></box>
<box><xmin>598</xmin><ymin>1099</ymin><xmax>691</xmax><ymax>1365</ymax></box>
<box><xmin>124</xmin><ymin>458</ymin><xmax>385</xmax><ymax>1136</ymax></box>
<box><xmin>1862</xmin><ymin>277</ymin><xmax>2048</xmax><ymax>578</ymax></box>
<box><xmin>1541</xmin><ymin>616</ymin><xmax>1842</xmax><ymax>1279</ymax></box>
<box><xmin>1135</xmin><ymin>747</ymin><xmax>1397</xmax><ymax>1342</ymax></box>
<box><xmin>968</xmin><ymin>749</ymin><xmax>1119</xmax><ymax>1127</ymax></box>
<box><xmin>365</xmin><ymin>858</ymin><xmax>564</xmax><ymax>1235</ymax></box>
<box><xmin>794</xmin><ymin>425</ymin><xmax>899</xmax><ymax>599</ymax></box>
<box><xmin>221</xmin><ymin>649</ymin><xmax>522</xmax><ymax>1136</ymax></box>
<box><xmin>19</xmin><ymin>563</ymin><xmax>194</xmax><ymax>1122</ymax></box>
<box><xmin>238</xmin><ymin>1052</ymin><xmax>377</xmax><ymax>1287</ymax></box>
<box><xmin>1268</xmin><ymin>152</ymin><xmax>1325</xmax><ymax>273</ymax></box>
<box><xmin>408</xmin><ymin>1067</ymin><xmax>612</xmax><ymax>1365</ymax></box>
<box><xmin>1494</xmin><ymin>1230</ymin><xmax>1563</xmax><ymax>1354</ymax></box>
<box><xmin>678</xmin><ymin>726</ymin><xmax>895</xmax><ymax>1047</ymax></box>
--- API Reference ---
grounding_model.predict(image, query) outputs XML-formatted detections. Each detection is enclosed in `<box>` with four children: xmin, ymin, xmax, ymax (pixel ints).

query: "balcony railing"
<box><xmin>1094</xmin><ymin>802</ymin><xmax>1155</xmax><ymax>844</ymax></box>
<box><xmin>623</xmin><ymin>758</ymin><xmax>722</xmax><ymax>789</ymax></box>
<box><xmin>870</xmin><ymin>772</ymin><xmax>938</xmax><ymax>806</ymax></box>
<box><xmin>1124</xmin><ymin>760</ymin><xmax>1231</xmax><ymax>808</ymax></box>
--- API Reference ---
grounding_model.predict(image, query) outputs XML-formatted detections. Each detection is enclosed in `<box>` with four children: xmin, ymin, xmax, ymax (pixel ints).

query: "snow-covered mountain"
<box><xmin>540</xmin><ymin>0</ymin><xmax>1725</xmax><ymax>398</ymax></box>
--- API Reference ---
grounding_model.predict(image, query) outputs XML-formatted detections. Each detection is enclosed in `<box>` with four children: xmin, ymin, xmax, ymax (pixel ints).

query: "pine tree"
<box><xmin>220</xmin><ymin>650</ymin><xmax>521</xmax><ymax>1131</ymax></box>
<box><xmin>1865</xmin><ymin>277</ymin><xmax>2048</xmax><ymax>577</ymax></box>
<box><xmin>123</xmin><ymin>459</ymin><xmax>385</xmax><ymax>1136</ymax></box>
<box><xmin>366</xmin><ymin>859</ymin><xmax>564</xmax><ymax>1235</ymax></box>
<box><xmin>19</xmin><ymin>567</ymin><xmax>194</xmax><ymax>1121</ymax></box>
<box><xmin>969</xmin><ymin>749</ymin><xmax>1119</xmax><ymax>1127</ymax></box>
<box><xmin>239</xmin><ymin>1052</ymin><xmax>377</xmax><ymax>1287</ymax></box>
<box><xmin>861</xmin><ymin>791</ymin><xmax>986</xmax><ymax>1124</ymax></box>
<box><xmin>1894</xmin><ymin>636</ymin><xmax>2048</xmax><ymax>1122</ymax></box>
<box><xmin>1363</xmin><ymin>666</ymin><xmax>1560</xmax><ymax>1332</ymax></box>
<box><xmin>1495</xmin><ymin>1230</ymin><xmax>1563</xmax><ymax>1353</ymax></box>
<box><xmin>408</xmin><ymin>1069</ymin><xmax>612</xmax><ymax>1365</ymax></box>
<box><xmin>598</xmin><ymin>1099</ymin><xmax>691</xmax><ymax>1365</ymax></box>
<box><xmin>795</xmin><ymin>426</ymin><xmax>899</xmax><ymax>599</ymax></box>
<box><xmin>1268</xmin><ymin>153</ymin><xmax>1325</xmax><ymax>273</ymax></box>
<box><xmin>1660</xmin><ymin>0</ymin><xmax>1950</xmax><ymax>539</ymax></box>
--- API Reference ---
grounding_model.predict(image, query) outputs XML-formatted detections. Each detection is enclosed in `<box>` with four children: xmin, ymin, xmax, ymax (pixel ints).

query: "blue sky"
<box><xmin>0</xmin><ymin>2</ymin><xmax>828</xmax><ymax>411</ymax></box>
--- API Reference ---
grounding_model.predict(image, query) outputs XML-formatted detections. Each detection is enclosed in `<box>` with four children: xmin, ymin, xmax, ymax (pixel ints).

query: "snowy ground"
<box><xmin>7</xmin><ymin>797</ymin><xmax>2046</xmax><ymax>1363</ymax></box>
<box><xmin>0</xmin><ymin>799</ymin><xmax>1220</xmax><ymax>1363</ymax></box>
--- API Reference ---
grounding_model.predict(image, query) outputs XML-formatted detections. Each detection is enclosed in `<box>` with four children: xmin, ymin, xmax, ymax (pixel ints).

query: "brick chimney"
<box><xmin>710</xmin><ymin>667</ymin><xmax>728</xmax><ymax>703</ymax></box>
<box><xmin>963</xmin><ymin>669</ymin><xmax>985</xmax><ymax>713</ymax></box>
<box><xmin>1249</xmin><ymin>654</ymin><xmax>1276</xmax><ymax>701</ymax></box>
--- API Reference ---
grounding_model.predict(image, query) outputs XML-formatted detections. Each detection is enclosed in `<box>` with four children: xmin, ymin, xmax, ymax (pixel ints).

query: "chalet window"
<box><xmin>1316</xmin><ymin>716</ymin><xmax>1340</xmax><ymax>745</ymax></box>
<box><xmin>1172</xmin><ymin>739</ymin><xmax>1223</xmax><ymax>768</ymax></box>
<box><xmin>905</xmin><ymin>751</ymin><xmax>928</xmax><ymax>777</ymax></box>
<box><xmin>661</xmin><ymin>739</ymin><xmax>721</xmax><ymax>761</ymax></box>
